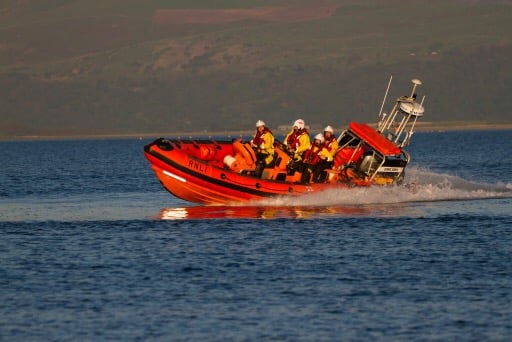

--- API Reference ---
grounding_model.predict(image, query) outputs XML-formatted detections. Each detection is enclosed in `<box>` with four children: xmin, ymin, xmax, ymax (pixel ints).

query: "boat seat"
<box><xmin>273</xmin><ymin>148</ymin><xmax>291</xmax><ymax>171</ymax></box>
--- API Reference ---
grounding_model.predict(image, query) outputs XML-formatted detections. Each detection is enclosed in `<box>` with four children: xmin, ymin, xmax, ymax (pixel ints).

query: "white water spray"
<box><xmin>247</xmin><ymin>167</ymin><xmax>512</xmax><ymax>207</ymax></box>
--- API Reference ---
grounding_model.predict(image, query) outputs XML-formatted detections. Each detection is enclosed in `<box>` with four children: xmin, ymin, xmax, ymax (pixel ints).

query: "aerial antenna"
<box><xmin>410</xmin><ymin>78</ymin><xmax>422</xmax><ymax>98</ymax></box>
<box><xmin>408</xmin><ymin>94</ymin><xmax>426</xmax><ymax>137</ymax></box>
<box><xmin>378</xmin><ymin>75</ymin><xmax>393</xmax><ymax>119</ymax></box>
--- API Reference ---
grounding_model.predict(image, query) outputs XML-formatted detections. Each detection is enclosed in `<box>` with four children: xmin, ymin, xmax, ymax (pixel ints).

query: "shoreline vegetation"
<box><xmin>2</xmin><ymin>1</ymin><xmax>511</xmax><ymax>137</ymax></box>
<box><xmin>2</xmin><ymin>121</ymin><xmax>512</xmax><ymax>141</ymax></box>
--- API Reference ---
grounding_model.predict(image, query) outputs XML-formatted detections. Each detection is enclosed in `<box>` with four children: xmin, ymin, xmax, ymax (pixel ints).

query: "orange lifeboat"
<box><xmin>144</xmin><ymin>78</ymin><xmax>425</xmax><ymax>204</ymax></box>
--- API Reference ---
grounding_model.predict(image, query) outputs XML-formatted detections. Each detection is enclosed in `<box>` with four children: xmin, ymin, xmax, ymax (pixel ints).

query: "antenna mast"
<box><xmin>378</xmin><ymin>75</ymin><xmax>393</xmax><ymax>120</ymax></box>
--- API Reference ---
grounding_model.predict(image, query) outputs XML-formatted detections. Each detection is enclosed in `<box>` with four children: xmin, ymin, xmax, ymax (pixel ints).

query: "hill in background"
<box><xmin>0</xmin><ymin>0</ymin><xmax>511</xmax><ymax>137</ymax></box>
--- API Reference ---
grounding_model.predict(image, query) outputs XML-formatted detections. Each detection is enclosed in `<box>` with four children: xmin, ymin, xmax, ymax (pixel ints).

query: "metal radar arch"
<box><xmin>377</xmin><ymin>77</ymin><xmax>426</xmax><ymax>149</ymax></box>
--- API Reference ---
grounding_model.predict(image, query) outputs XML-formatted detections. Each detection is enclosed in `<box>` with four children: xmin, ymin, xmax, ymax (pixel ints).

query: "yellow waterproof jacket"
<box><xmin>252</xmin><ymin>130</ymin><xmax>275</xmax><ymax>165</ymax></box>
<box><xmin>303</xmin><ymin>145</ymin><xmax>333</xmax><ymax>164</ymax></box>
<box><xmin>295</xmin><ymin>133</ymin><xmax>311</xmax><ymax>160</ymax></box>
<box><xmin>318</xmin><ymin>146</ymin><xmax>334</xmax><ymax>162</ymax></box>
<box><xmin>324</xmin><ymin>137</ymin><xmax>339</xmax><ymax>159</ymax></box>
<box><xmin>284</xmin><ymin>130</ymin><xmax>311</xmax><ymax>161</ymax></box>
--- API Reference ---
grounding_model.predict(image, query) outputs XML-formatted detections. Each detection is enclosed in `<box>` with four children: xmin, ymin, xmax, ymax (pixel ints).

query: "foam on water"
<box><xmin>2</xmin><ymin>165</ymin><xmax>510</xmax><ymax>222</ymax></box>
<box><xmin>249</xmin><ymin>167</ymin><xmax>512</xmax><ymax>208</ymax></box>
<box><xmin>157</xmin><ymin>167</ymin><xmax>512</xmax><ymax>220</ymax></box>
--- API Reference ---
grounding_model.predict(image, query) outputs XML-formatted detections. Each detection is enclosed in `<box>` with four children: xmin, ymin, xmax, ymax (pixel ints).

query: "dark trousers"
<box><xmin>254</xmin><ymin>152</ymin><xmax>275</xmax><ymax>177</ymax></box>
<box><xmin>298</xmin><ymin>161</ymin><xmax>331</xmax><ymax>184</ymax></box>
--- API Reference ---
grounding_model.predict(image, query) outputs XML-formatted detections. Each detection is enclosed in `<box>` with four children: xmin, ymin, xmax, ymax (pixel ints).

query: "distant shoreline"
<box><xmin>1</xmin><ymin>122</ymin><xmax>512</xmax><ymax>141</ymax></box>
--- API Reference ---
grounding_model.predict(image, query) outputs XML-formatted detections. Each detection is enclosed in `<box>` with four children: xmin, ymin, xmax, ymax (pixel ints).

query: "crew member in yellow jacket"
<box><xmin>284</xmin><ymin>119</ymin><xmax>311</xmax><ymax>161</ymax></box>
<box><xmin>323</xmin><ymin>125</ymin><xmax>339</xmax><ymax>158</ymax></box>
<box><xmin>251</xmin><ymin>120</ymin><xmax>275</xmax><ymax>177</ymax></box>
<box><xmin>298</xmin><ymin>133</ymin><xmax>334</xmax><ymax>184</ymax></box>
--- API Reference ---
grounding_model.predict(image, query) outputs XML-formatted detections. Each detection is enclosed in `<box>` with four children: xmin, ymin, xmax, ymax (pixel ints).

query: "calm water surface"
<box><xmin>1</xmin><ymin>130</ymin><xmax>511</xmax><ymax>340</ymax></box>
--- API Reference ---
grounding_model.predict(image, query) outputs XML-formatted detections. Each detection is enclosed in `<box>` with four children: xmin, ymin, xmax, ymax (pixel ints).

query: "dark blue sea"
<box><xmin>1</xmin><ymin>130</ymin><xmax>511</xmax><ymax>341</ymax></box>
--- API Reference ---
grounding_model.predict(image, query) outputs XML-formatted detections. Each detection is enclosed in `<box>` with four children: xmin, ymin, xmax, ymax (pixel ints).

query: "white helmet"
<box><xmin>314</xmin><ymin>133</ymin><xmax>325</xmax><ymax>143</ymax></box>
<box><xmin>255</xmin><ymin>120</ymin><xmax>265</xmax><ymax>127</ymax></box>
<box><xmin>324</xmin><ymin>125</ymin><xmax>334</xmax><ymax>133</ymax></box>
<box><xmin>293</xmin><ymin>119</ymin><xmax>305</xmax><ymax>129</ymax></box>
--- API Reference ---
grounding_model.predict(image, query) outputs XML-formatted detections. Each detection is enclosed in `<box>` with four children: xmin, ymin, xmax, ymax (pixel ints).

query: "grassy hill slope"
<box><xmin>0</xmin><ymin>0</ymin><xmax>511</xmax><ymax>137</ymax></box>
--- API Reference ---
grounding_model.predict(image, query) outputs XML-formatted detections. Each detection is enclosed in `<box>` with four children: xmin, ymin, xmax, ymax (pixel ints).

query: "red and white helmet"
<box><xmin>314</xmin><ymin>133</ymin><xmax>325</xmax><ymax>143</ymax></box>
<box><xmin>255</xmin><ymin>120</ymin><xmax>265</xmax><ymax>127</ymax></box>
<box><xmin>324</xmin><ymin>125</ymin><xmax>334</xmax><ymax>133</ymax></box>
<box><xmin>293</xmin><ymin>119</ymin><xmax>305</xmax><ymax>129</ymax></box>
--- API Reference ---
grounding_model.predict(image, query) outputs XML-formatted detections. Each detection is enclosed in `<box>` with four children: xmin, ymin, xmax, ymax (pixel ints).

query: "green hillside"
<box><xmin>0</xmin><ymin>0</ymin><xmax>511</xmax><ymax>137</ymax></box>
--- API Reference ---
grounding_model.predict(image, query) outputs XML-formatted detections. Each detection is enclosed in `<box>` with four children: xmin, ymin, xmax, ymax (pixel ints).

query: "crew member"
<box><xmin>298</xmin><ymin>133</ymin><xmax>333</xmax><ymax>184</ymax></box>
<box><xmin>283</xmin><ymin>118</ymin><xmax>311</xmax><ymax>162</ymax></box>
<box><xmin>251</xmin><ymin>120</ymin><xmax>275</xmax><ymax>177</ymax></box>
<box><xmin>323</xmin><ymin>125</ymin><xmax>339</xmax><ymax>157</ymax></box>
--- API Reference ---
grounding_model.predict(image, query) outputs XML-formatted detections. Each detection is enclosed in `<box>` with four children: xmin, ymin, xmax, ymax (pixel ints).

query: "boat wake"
<box><xmin>159</xmin><ymin>167</ymin><xmax>512</xmax><ymax>220</ymax></box>
<box><xmin>258</xmin><ymin>167</ymin><xmax>512</xmax><ymax>207</ymax></box>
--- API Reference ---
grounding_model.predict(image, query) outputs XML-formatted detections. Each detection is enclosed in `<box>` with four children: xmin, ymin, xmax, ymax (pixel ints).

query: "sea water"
<box><xmin>1</xmin><ymin>130</ymin><xmax>511</xmax><ymax>340</ymax></box>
